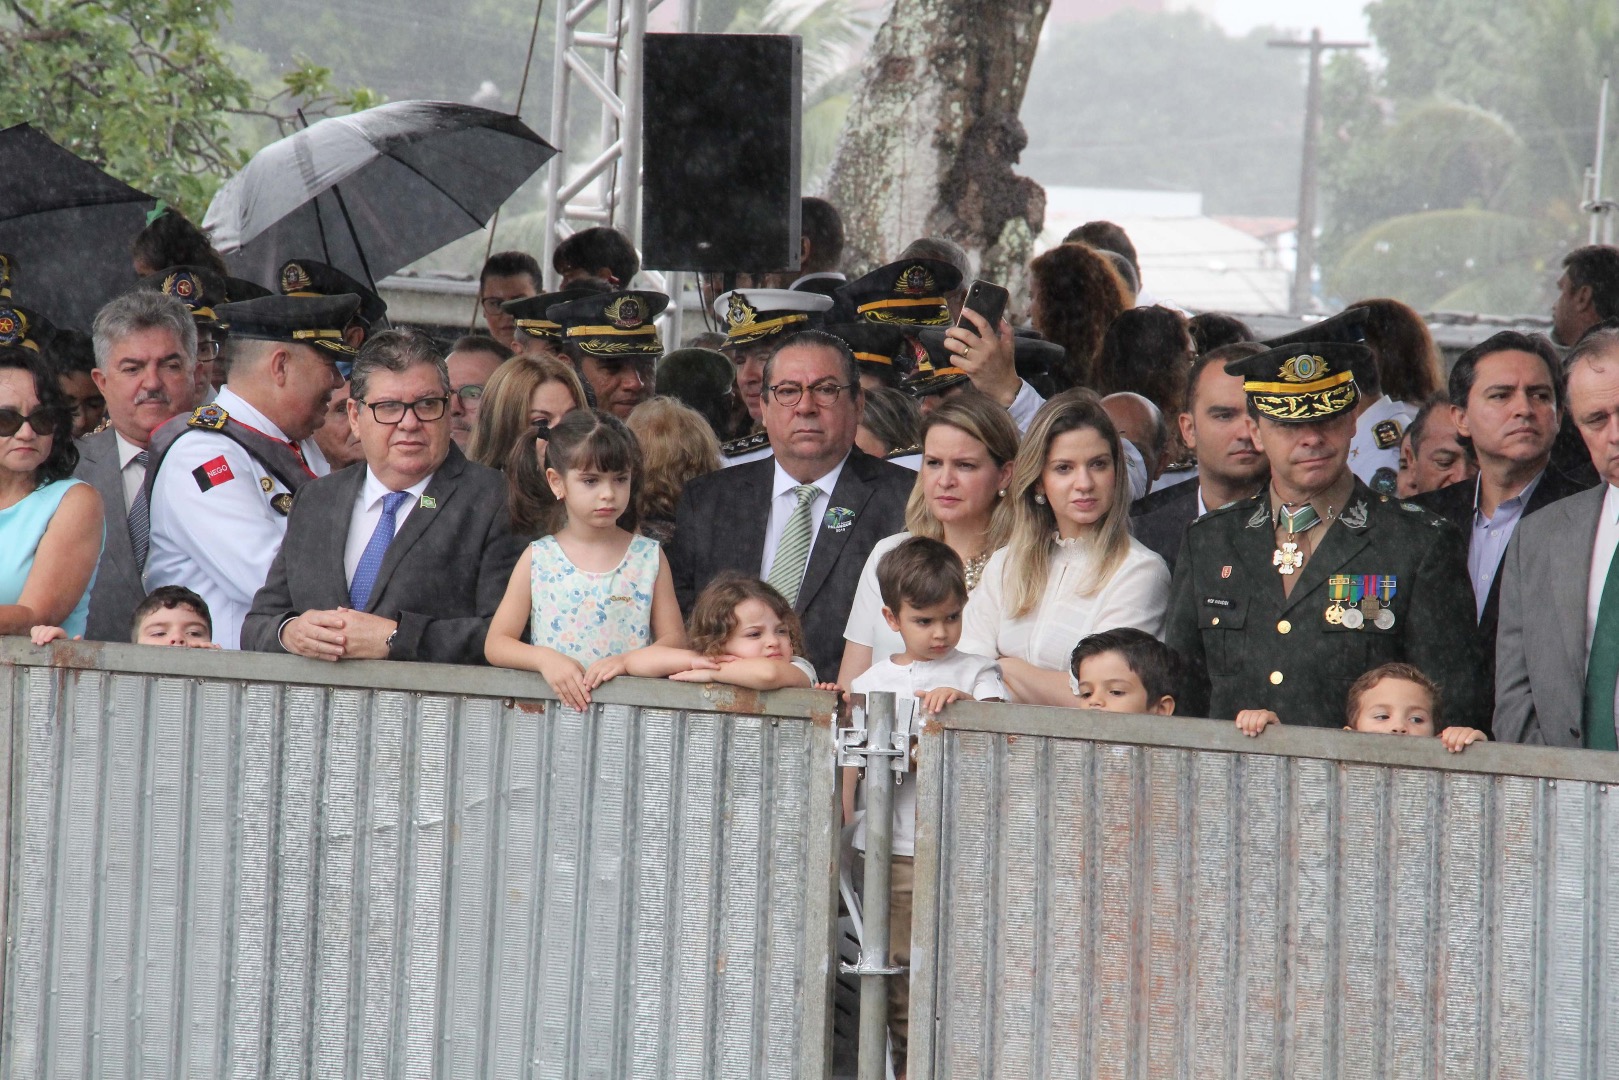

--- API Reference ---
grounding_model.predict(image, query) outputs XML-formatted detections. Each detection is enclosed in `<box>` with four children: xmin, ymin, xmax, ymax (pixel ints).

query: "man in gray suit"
<box><xmin>75</xmin><ymin>292</ymin><xmax>198</xmax><ymax>641</ymax></box>
<box><xmin>1496</xmin><ymin>327</ymin><xmax>1619</xmax><ymax>746</ymax></box>
<box><xmin>240</xmin><ymin>329</ymin><xmax>525</xmax><ymax>664</ymax></box>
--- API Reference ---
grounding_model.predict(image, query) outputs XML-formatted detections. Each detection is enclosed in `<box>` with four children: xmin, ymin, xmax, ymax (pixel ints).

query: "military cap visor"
<box><xmin>549</xmin><ymin>290</ymin><xmax>668</xmax><ymax>358</ymax></box>
<box><xmin>279</xmin><ymin>259</ymin><xmax>387</xmax><ymax>328</ymax></box>
<box><xmin>909</xmin><ymin>328</ymin><xmax>972</xmax><ymax>397</ymax></box>
<box><xmin>215</xmin><ymin>293</ymin><xmax>362</xmax><ymax>358</ymax></box>
<box><xmin>825</xmin><ymin>321</ymin><xmax>907</xmax><ymax>371</ymax></box>
<box><xmin>1225</xmin><ymin>341</ymin><xmax>1368</xmax><ymax>423</ymax></box>
<box><xmin>714</xmin><ymin>288</ymin><xmax>833</xmax><ymax>347</ymax></box>
<box><xmin>505</xmin><ymin>286</ymin><xmax>607</xmax><ymax>342</ymax></box>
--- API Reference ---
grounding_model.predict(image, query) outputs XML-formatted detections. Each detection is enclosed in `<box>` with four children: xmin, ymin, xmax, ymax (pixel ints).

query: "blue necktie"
<box><xmin>349</xmin><ymin>490</ymin><xmax>411</xmax><ymax>610</ymax></box>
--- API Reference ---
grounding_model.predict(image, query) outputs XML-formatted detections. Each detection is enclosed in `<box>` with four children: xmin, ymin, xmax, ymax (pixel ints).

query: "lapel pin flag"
<box><xmin>419</xmin><ymin>495</ymin><xmax>437</xmax><ymax>509</ymax></box>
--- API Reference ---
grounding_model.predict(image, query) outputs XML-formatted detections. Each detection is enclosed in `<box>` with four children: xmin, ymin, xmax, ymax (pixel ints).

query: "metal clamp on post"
<box><xmin>838</xmin><ymin>695</ymin><xmax>918</xmax><ymax>782</ymax></box>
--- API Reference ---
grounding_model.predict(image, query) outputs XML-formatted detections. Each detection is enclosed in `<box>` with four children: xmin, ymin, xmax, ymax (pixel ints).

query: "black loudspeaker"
<box><xmin>641</xmin><ymin>34</ymin><xmax>801</xmax><ymax>272</ymax></box>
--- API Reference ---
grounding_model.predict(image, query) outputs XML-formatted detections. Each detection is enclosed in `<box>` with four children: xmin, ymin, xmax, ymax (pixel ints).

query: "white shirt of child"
<box><xmin>850</xmin><ymin>648</ymin><xmax>1005</xmax><ymax>857</ymax></box>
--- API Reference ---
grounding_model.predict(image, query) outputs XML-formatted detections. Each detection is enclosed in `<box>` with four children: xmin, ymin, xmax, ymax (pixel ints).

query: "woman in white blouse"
<box><xmin>961</xmin><ymin>389</ymin><xmax>1171</xmax><ymax>705</ymax></box>
<box><xmin>837</xmin><ymin>393</ymin><xmax>1019</xmax><ymax>686</ymax></box>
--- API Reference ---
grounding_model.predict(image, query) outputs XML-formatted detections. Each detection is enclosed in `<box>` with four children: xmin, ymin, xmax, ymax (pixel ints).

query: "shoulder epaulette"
<box><xmin>884</xmin><ymin>444</ymin><xmax>920</xmax><ymax>460</ymax></box>
<box><xmin>187</xmin><ymin>402</ymin><xmax>229</xmax><ymax>431</ymax></box>
<box><xmin>722</xmin><ymin>430</ymin><xmax>770</xmax><ymax>458</ymax></box>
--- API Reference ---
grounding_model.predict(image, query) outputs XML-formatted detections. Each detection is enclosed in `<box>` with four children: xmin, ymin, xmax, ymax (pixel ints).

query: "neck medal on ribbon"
<box><xmin>1272</xmin><ymin>502</ymin><xmax>1321</xmax><ymax>576</ymax></box>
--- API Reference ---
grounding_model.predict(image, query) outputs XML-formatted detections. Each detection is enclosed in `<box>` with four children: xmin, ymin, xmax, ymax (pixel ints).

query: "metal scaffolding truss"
<box><xmin>542</xmin><ymin>0</ymin><xmax>695</xmax><ymax>342</ymax></box>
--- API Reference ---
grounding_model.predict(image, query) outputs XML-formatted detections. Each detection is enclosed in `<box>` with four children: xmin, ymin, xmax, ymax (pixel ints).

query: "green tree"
<box><xmin>1019</xmin><ymin>10</ymin><xmax>1305</xmax><ymax>216</ymax></box>
<box><xmin>0</xmin><ymin>0</ymin><xmax>373</xmax><ymax>219</ymax></box>
<box><xmin>1319</xmin><ymin>0</ymin><xmax>1619</xmax><ymax>313</ymax></box>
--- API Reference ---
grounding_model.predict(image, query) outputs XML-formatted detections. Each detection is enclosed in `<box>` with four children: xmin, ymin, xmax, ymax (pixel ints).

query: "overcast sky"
<box><xmin>1193</xmin><ymin>0</ymin><xmax>1371</xmax><ymax>43</ymax></box>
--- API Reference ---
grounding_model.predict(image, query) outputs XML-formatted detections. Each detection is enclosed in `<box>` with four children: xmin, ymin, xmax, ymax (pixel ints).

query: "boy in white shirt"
<box><xmin>849</xmin><ymin>536</ymin><xmax>1003</xmax><ymax>1075</ymax></box>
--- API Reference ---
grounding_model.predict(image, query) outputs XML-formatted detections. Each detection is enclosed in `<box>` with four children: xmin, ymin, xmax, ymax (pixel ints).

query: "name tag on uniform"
<box><xmin>1204</xmin><ymin>597</ymin><xmax>1232</xmax><ymax>608</ymax></box>
<box><xmin>192</xmin><ymin>455</ymin><xmax>234</xmax><ymax>492</ymax></box>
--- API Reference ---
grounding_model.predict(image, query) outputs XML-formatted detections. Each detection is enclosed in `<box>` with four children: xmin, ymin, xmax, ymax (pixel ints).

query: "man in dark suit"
<box><xmin>240</xmin><ymin>329</ymin><xmax>524</xmax><ymax>664</ymax></box>
<box><xmin>76</xmin><ymin>291</ymin><xmax>199</xmax><ymax>640</ymax></box>
<box><xmin>1131</xmin><ymin>342</ymin><xmax>1269</xmax><ymax>571</ymax></box>
<box><xmin>1415</xmin><ymin>332</ymin><xmax>1592</xmax><ymax>725</ymax></box>
<box><xmin>669</xmin><ymin>330</ymin><xmax>916</xmax><ymax>679</ymax></box>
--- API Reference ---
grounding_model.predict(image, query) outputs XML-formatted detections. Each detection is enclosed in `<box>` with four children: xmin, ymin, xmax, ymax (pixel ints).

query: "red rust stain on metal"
<box><xmin>47</xmin><ymin>640</ymin><xmax>105</xmax><ymax>670</ymax></box>
<box><xmin>512</xmin><ymin>699</ymin><xmax>547</xmax><ymax>715</ymax></box>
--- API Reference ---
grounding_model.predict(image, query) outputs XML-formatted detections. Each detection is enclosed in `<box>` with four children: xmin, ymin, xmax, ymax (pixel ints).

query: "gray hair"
<box><xmin>349</xmin><ymin>328</ymin><xmax>449</xmax><ymax>402</ymax></box>
<box><xmin>763</xmin><ymin>329</ymin><xmax>861</xmax><ymax>394</ymax></box>
<box><xmin>1565</xmin><ymin>326</ymin><xmax>1619</xmax><ymax>376</ymax></box>
<box><xmin>91</xmin><ymin>290</ymin><xmax>198</xmax><ymax>371</ymax></box>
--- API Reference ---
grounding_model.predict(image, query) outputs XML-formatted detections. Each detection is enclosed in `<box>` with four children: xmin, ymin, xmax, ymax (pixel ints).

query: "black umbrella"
<box><xmin>203</xmin><ymin>101</ymin><xmax>558</xmax><ymax>290</ymax></box>
<box><xmin>0</xmin><ymin>123</ymin><xmax>157</xmax><ymax>330</ymax></box>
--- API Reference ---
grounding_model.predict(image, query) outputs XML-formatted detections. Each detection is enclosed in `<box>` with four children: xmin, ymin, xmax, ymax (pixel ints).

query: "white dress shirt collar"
<box><xmin>361</xmin><ymin>466</ymin><xmax>434</xmax><ymax>510</ymax></box>
<box><xmin>213</xmin><ymin>385</ymin><xmax>289</xmax><ymax>442</ymax></box>
<box><xmin>114</xmin><ymin>429</ymin><xmax>145</xmax><ymax>469</ymax></box>
<box><xmin>771</xmin><ymin>454</ymin><xmax>846</xmax><ymax>501</ymax></box>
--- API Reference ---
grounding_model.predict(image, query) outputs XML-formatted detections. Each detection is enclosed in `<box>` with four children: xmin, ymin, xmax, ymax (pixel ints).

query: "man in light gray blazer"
<box><xmin>239</xmin><ymin>330</ymin><xmax>525</xmax><ymax>664</ymax></box>
<box><xmin>75</xmin><ymin>292</ymin><xmax>198</xmax><ymax>641</ymax></box>
<box><xmin>1496</xmin><ymin>328</ymin><xmax>1619</xmax><ymax>746</ymax></box>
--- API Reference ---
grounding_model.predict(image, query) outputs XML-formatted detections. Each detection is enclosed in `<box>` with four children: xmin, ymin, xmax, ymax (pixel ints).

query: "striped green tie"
<box><xmin>768</xmin><ymin>484</ymin><xmax>821</xmax><ymax>604</ymax></box>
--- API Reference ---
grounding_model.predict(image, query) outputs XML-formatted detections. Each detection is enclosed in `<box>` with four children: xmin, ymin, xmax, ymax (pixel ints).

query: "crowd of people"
<box><xmin>5</xmin><ymin>199</ymin><xmax>1619</xmax><ymax>1071</ymax></box>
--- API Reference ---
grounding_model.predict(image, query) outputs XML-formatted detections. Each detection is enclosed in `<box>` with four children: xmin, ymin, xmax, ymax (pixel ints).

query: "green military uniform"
<box><xmin>1165</xmin><ymin>484</ymin><xmax>1486</xmax><ymax>728</ymax></box>
<box><xmin>1164</xmin><ymin>339</ymin><xmax>1487</xmax><ymax>730</ymax></box>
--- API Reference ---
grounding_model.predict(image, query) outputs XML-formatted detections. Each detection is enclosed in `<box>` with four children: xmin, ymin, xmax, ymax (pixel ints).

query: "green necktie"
<box><xmin>767</xmin><ymin>484</ymin><xmax>821</xmax><ymax>605</ymax></box>
<box><xmin>1583</xmin><ymin>542</ymin><xmax>1619</xmax><ymax>751</ymax></box>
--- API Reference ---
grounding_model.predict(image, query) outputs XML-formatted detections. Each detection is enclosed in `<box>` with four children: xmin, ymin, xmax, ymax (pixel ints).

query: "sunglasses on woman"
<box><xmin>0</xmin><ymin>407</ymin><xmax>60</xmax><ymax>438</ymax></box>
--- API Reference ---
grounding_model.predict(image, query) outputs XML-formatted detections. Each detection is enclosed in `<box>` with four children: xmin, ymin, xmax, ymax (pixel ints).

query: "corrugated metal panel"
<box><xmin>908</xmin><ymin>705</ymin><xmax>1619</xmax><ymax>1080</ymax></box>
<box><xmin>0</xmin><ymin>642</ymin><xmax>839</xmax><ymax>1080</ymax></box>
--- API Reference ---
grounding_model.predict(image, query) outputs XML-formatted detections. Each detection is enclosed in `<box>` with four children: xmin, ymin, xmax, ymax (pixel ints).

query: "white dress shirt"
<box><xmin>961</xmin><ymin>536</ymin><xmax>1172</xmax><ymax>684</ymax></box>
<box><xmin>760</xmin><ymin>455</ymin><xmax>847</xmax><ymax>580</ymax></box>
<box><xmin>343</xmin><ymin>468</ymin><xmax>434</xmax><ymax>586</ymax></box>
<box><xmin>1008</xmin><ymin>380</ymin><xmax>1044</xmax><ymax>434</ymax></box>
<box><xmin>144</xmin><ymin>386</ymin><xmax>330</xmax><ymax>649</ymax></box>
<box><xmin>1585</xmin><ymin>484</ymin><xmax>1619</xmax><ymax>656</ymax></box>
<box><xmin>114</xmin><ymin>430</ymin><xmax>146</xmax><ymax>511</ymax></box>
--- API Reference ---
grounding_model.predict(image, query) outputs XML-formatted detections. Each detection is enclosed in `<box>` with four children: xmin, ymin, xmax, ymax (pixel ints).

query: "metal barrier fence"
<box><xmin>907</xmin><ymin>703</ymin><xmax>1619</xmax><ymax>1080</ymax></box>
<box><xmin>0</xmin><ymin>639</ymin><xmax>839</xmax><ymax>1080</ymax></box>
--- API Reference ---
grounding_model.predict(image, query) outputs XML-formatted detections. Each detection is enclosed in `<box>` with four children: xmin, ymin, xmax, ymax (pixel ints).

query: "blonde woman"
<box><xmin>466</xmin><ymin>354</ymin><xmax>587</xmax><ymax>470</ymax></box>
<box><xmin>627</xmin><ymin>396</ymin><xmax>722</xmax><ymax>543</ymax></box>
<box><xmin>837</xmin><ymin>391</ymin><xmax>1018</xmax><ymax>686</ymax></box>
<box><xmin>961</xmin><ymin>388</ymin><xmax>1171</xmax><ymax>705</ymax></box>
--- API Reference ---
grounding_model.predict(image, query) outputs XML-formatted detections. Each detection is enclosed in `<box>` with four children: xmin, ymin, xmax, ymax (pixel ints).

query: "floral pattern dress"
<box><xmin>529</xmin><ymin>534</ymin><xmax>661</xmax><ymax>664</ymax></box>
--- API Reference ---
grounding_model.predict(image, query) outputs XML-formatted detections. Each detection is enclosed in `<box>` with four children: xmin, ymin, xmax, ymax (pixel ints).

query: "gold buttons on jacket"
<box><xmin>1277</xmin><ymin>620</ymin><xmax>1291</xmax><ymax>634</ymax></box>
<box><xmin>1270</xmin><ymin>671</ymin><xmax>1284</xmax><ymax>685</ymax></box>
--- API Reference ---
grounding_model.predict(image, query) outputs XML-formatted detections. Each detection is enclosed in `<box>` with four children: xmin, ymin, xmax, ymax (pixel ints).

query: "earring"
<box><xmin>1034</xmin><ymin>493</ymin><xmax>1046</xmax><ymax>505</ymax></box>
<box><xmin>997</xmin><ymin>489</ymin><xmax>1006</xmax><ymax>498</ymax></box>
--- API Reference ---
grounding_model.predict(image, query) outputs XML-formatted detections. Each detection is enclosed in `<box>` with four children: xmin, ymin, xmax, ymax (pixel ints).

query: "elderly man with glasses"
<box><xmin>239</xmin><ymin>328</ymin><xmax>525</xmax><ymax>664</ymax></box>
<box><xmin>667</xmin><ymin>329</ymin><xmax>917</xmax><ymax>679</ymax></box>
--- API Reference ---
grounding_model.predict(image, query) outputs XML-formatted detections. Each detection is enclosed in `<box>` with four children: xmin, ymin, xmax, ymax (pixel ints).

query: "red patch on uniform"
<box><xmin>192</xmin><ymin>454</ymin><xmax>235</xmax><ymax>492</ymax></box>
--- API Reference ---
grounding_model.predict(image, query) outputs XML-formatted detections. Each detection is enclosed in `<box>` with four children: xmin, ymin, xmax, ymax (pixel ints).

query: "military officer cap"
<box><xmin>825</xmin><ymin>321</ymin><xmax>909</xmax><ymax>380</ymax></box>
<box><xmin>1012</xmin><ymin>330</ymin><xmax>1064</xmax><ymax>383</ymax></box>
<box><xmin>214</xmin><ymin>293</ymin><xmax>362</xmax><ymax>358</ymax></box>
<box><xmin>136</xmin><ymin>265</ymin><xmax>228</xmax><ymax>329</ymax></box>
<box><xmin>0</xmin><ymin>302</ymin><xmax>56</xmax><ymax>352</ymax></box>
<box><xmin>225</xmin><ymin>276</ymin><xmax>272</xmax><ymax>303</ymax></box>
<box><xmin>713</xmin><ymin>288</ymin><xmax>833</xmax><ymax>348</ymax></box>
<box><xmin>505</xmin><ymin>284</ymin><xmax>609</xmax><ymax>343</ymax></box>
<box><xmin>549</xmin><ymin>290</ymin><xmax>668</xmax><ymax>358</ymax></box>
<box><xmin>1262</xmin><ymin>305</ymin><xmax>1370</xmax><ymax>350</ymax></box>
<box><xmin>278</xmin><ymin>258</ymin><xmax>387</xmax><ymax>329</ymax></box>
<box><xmin>907</xmin><ymin>328</ymin><xmax>973</xmax><ymax>398</ymax></box>
<box><xmin>0</xmin><ymin>253</ymin><xmax>14</xmax><ymax>300</ymax></box>
<box><xmin>831</xmin><ymin>258</ymin><xmax>962</xmax><ymax>327</ymax></box>
<box><xmin>1225</xmin><ymin>341</ymin><xmax>1372</xmax><ymax>423</ymax></box>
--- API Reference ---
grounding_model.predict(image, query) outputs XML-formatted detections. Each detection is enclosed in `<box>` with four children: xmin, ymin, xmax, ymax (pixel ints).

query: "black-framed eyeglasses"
<box><xmin>0</xmin><ymin>406</ymin><xmax>61</xmax><ymax>437</ymax></box>
<box><xmin>454</xmin><ymin>384</ymin><xmax>484</xmax><ymax>402</ymax></box>
<box><xmin>358</xmin><ymin>396</ymin><xmax>450</xmax><ymax>424</ymax></box>
<box><xmin>197</xmin><ymin>339</ymin><xmax>223</xmax><ymax>361</ymax></box>
<box><xmin>767</xmin><ymin>381</ymin><xmax>855</xmax><ymax>407</ymax></box>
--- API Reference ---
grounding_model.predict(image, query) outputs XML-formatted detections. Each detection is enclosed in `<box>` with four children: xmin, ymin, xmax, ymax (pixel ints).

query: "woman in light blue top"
<box><xmin>0</xmin><ymin>347</ymin><xmax>103</xmax><ymax>639</ymax></box>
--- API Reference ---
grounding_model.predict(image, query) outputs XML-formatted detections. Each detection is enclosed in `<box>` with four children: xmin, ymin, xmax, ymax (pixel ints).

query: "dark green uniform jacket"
<box><xmin>1165</xmin><ymin>480</ymin><xmax>1487</xmax><ymax>729</ymax></box>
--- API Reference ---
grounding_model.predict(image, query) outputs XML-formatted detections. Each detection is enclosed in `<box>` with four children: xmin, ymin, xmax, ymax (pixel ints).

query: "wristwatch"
<box><xmin>385</xmin><ymin>628</ymin><xmax>398</xmax><ymax>655</ymax></box>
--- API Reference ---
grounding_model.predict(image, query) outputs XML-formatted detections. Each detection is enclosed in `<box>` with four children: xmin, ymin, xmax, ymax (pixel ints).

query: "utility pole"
<box><xmin>1270</xmin><ymin>28</ymin><xmax>1368</xmax><ymax>314</ymax></box>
